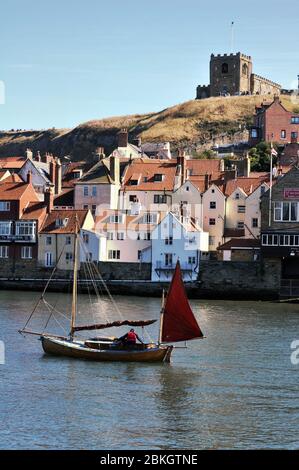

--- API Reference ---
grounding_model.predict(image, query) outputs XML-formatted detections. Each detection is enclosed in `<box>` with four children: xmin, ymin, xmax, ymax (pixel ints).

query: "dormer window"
<box><xmin>55</xmin><ymin>218</ymin><xmax>68</xmax><ymax>228</ymax></box>
<box><xmin>154</xmin><ymin>173</ymin><xmax>164</xmax><ymax>182</ymax></box>
<box><xmin>72</xmin><ymin>170</ymin><xmax>82</xmax><ymax>179</ymax></box>
<box><xmin>235</xmin><ymin>193</ymin><xmax>240</xmax><ymax>200</ymax></box>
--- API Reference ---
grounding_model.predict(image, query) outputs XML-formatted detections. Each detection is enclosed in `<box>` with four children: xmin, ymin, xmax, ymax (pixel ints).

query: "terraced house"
<box><xmin>0</xmin><ymin>174</ymin><xmax>47</xmax><ymax>275</ymax></box>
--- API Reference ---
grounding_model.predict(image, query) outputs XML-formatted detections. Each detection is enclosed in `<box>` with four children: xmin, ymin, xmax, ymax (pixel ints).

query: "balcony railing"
<box><xmin>155</xmin><ymin>261</ymin><xmax>196</xmax><ymax>271</ymax></box>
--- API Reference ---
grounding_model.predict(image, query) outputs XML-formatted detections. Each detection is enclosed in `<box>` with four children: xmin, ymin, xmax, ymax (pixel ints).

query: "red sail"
<box><xmin>161</xmin><ymin>261</ymin><xmax>203</xmax><ymax>343</ymax></box>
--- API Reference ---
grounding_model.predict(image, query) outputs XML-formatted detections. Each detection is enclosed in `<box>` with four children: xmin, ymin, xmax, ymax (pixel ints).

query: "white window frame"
<box><xmin>21</xmin><ymin>246</ymin><xmax>32</xmax><ymax>259</ymax></box>
<box><xmin>0</xmin><ymin>246</ymin><xmax>9</xmax><ymax>258</ymax></box>
<box><xmin>0</xmin><ymin>202</ymin><xmax>10</xmax><ymax>211</ymax></box>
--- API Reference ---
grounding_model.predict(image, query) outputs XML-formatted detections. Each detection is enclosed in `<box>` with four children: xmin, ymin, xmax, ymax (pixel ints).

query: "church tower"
<box><xmin>209</xmin><ymin>52</ymin><xmax>252</xmax><ymax>96</ymax></box>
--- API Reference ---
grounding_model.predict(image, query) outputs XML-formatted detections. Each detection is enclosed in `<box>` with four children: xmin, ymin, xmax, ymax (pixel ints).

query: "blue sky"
<box><xmin>0</xmin><ymin>0</ymin><xmax>298</xmax><ymax>130</ymax></box>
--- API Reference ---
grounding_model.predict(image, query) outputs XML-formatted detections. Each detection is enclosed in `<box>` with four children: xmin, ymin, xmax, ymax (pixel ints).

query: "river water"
<box><xmin>0</xmin><ymin>290</ymin><xmax>298</xmax><ymax>450</ymax></box>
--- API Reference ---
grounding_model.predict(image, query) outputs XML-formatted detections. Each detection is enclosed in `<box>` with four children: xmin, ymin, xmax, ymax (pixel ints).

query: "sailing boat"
<box><xmin>19</xmin><ymin>221</ymin><xmax>204</xmax><ymax>363</ymax></box>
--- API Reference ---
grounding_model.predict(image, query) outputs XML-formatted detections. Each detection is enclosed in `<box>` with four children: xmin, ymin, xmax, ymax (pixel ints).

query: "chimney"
<box><xmin>132</xmin><ymin>136</ymin><xmax>142</xmax><ymax>148</ymax></box>
<box><xmin>36</xmin><ymin>151</ymin><xmax>41</xmax><ymax>162</ymax></box>
<box><xmin>49</xmin><ymin>160</ymin><xmax>56</xmax><ymax>186</ymax></box>
<box><xmin>244</xmin><ymin>152</ymin><xmax>251</xmax><ymax>177</ymax></box>
<box><xmin>177</xmin><ymin>149</ymin><xmax>186</xmax><ymax>186</ymax></box>
<box><xmin>44</xmin><ymin>188</ymin><xmax>54</xmax><ymax>214</ymax></box>
<box><xmin>204</xmin><ymin>173</ymin><xmax>209</xmax><ymax>191</ymax></box>
<box><xmin>25</xmin><ymin>149</ymin><xmax>33</xmax><ymax>160</ymax></box>
<box><xmin>55</xmin><ymin>158</ymin><xmax>62</xmax><ymax>195</ymax></box>
<box><xmin>94</xmin><ymin>147</ymin><xmax>105</xmax><ymax>161</ymax></box>
<box><xmin>26</xmin><ymin>171</ymin><xmax>32</xmax><ymax>185</ymax></box>
<box><xmin>117</xmin><ymin>129</ymin><xmax>128</xmax><ymax>148</ymax></box>
<box><xmin>110</xmin><ymin>155</ymin><xmax>120</xmax><ymax>184</ymax></box>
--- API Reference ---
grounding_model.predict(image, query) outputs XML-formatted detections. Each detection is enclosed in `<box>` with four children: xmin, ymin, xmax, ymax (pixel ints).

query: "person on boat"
<box><xmin>118</xmin><ymin>329</ymin><xmax>143</xmax><ymax>347</ymax></box>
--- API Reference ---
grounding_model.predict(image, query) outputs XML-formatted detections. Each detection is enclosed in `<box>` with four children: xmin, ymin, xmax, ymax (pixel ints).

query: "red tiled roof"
<box><xmin>0</xmin><ymin>157</ymin><xmax>26</xmax><ymax>169</ymax></box>
<box><xmin>123</xmin><ymin>158</ymin><xmax>176</xmax><ymax>191</ymax></box>
<box><xmin>0</xmin><ymin>182</ymin><xmax>32</xmax><ymax>200</ymax></box>
<box><xmin>224</xmin><ymin>176</ymin><xmax>269</xmax><ymax>196</ymax></box>
<box><xmin>40</xmin><ymin>209</ymin><xmax>89</xmax><ymax>234</ymax></box>
<box><xmin>21</xmin><ymin>201</ymin><xmax>47</xmax><ymax>222</ymax></box>
<box><xmin>218</xmin><ymin>238</ymin><xmax>261</xmax><ymax>250</ymax></box>
<box><xmin>186</xmin><ymin>159</ymin><xmax>222</xmax><ymax>178</ymax></box>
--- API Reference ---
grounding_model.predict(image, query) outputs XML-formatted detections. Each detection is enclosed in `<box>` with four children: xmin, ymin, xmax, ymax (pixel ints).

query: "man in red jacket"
<box><xmin>118</xmin><ymin>329</ymin><xmax>143</xmax><ymax>346</ymax></box>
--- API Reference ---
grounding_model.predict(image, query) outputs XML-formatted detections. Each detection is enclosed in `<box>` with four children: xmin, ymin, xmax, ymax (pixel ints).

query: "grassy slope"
<box><xmin>0</xmin><ymin>95</ymin><xmax>296</xmax><ymax>160</ymax></box>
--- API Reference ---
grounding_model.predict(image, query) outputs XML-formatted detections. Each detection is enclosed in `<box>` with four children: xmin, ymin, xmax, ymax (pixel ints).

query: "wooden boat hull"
<box><xmin>41</xmin><ymin>336</ymin><xmax>173</xmax><ymax>363</ymax></box>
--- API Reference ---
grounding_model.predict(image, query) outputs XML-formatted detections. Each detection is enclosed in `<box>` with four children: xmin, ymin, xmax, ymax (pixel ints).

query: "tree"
<box><xmin>249</xmin><ymin>141</ymin><xmax>278</xmax><ymax>171</ymax></box>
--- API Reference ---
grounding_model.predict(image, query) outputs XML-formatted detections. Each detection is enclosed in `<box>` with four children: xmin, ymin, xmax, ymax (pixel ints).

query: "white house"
<box><xmin>151</xmin><ymin>212</ymin><xmax>209</xmax><ymax>281</ymax></box>
<box><xmin>245</xmin><ymin>182</ymin><xmax>269</xmax><ymax>239</ymax></box>
<box><xmin>172</xmin><ymin>180</ymin><xmax>202</xmax><ymax>227</ymax></box>
<box><xmin>79</xmin><ymin>229</ymin><xmax>106</xmax><ymax>263</ymax></box>
<box><xmin>202</xmin><ymin>184</ymin><xmax>226</xmax><ymax>251</ymax></box>
<box><xmin>94</xmin><ymin>209</ymin><xmax>165</xmax><ymax>263</ymax></box>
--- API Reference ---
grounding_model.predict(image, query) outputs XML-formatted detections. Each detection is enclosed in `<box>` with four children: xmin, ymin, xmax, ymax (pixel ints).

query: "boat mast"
<box><xmin>158</xmin><ymin>288</ymin><xmax>165</xmax><ymax>345</ymax></box>
<box><xmin>70</xmin><ymin>215</ymin><xmax>79</xmax><ymax>339</ymax></box>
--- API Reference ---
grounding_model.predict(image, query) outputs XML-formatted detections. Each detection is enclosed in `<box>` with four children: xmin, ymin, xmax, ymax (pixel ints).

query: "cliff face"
<box><xmin>0</xmin><ymin>95</ymin><xmax>296</xmax><ymax>160</ymax></box>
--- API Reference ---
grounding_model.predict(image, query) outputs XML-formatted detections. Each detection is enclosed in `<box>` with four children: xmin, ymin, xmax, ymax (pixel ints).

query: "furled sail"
<box><xmin>73</xmin><ymin>319</ymin><xmax>157</xmax><ymax>332</ymax></box>
<box><xmin>161</xmin><ymin>261</ymin><xmax>203</xmax><ymax>343</ymax></box>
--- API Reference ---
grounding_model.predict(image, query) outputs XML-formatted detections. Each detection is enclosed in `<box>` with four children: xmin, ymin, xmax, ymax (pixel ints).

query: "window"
<box><xmin>291</xmin><ymin>117</ymin><xmax>299</xmax><ymax>124</ymax></box>
<box><xmin>110</xmin><ymin>214</ymin><xmax>123</xmax><ymax>223</ymax></box>
<box><xmin>291</xmin><ymin>132</ymin><xmax>298</xmax><ymax>139</ymax></box>
<box><xmin>165</xmin><ymin>236</ymin><xmax>173</xmax><ymax>245</ymax></box>
<box><xmin>55</xmin><ymin>218</ymin><xmax>68</xmax><ymax>228</ymax></box>
<box><xmin>129</xmin><ymin>195</ymin><xmax>138</xmax><ymax>203</ymax></box>
<box><xmin>186</xmin><ymin>186</ymin><xmax>189</xmax><ymax>192</ymax></box>
<box><xmin>83</xmin><ymin>204</ymin><xmax>89</xmax><ymax>210</ymax></box>
<box><xmin>281</xmin><ymin>130</ymin><xmax>286</xmax><ymax>139</ymax></box>
<box><xmin>117</xmin><ymin>232</ymin><xmax>125</xmax><ymax>240</ymax></box>
<box><xmin>16</xmin><ymin>222</ymin><xmax>36</xmax><ymax>236</ymax></box>
<box><xmin>188</xmin><ymin>256</ymin><xmax>196</xmax><ymax>264</ymax></box>
<box><xmin>0</xmin><ymin>246</ymin><xmax>8</xmax><ymax>258</ymax></box>
<box><xmin>154</xmin><ymin>194</ymin><xmax>167</xmax><ymax>204</ymax></box>
<box><xmin>261</xmin><ymin>186</ymin><xmax>266</xmax><ymax>195</ymax></box>
<box><xmin>107</xmin><ymin>232</ymin><xmax>114</xmax><ymax>240</ymax></box>
<box><xmin>242</xmin><ymin>63</ymin><xmax>248</xmax><ymax>77</ymax></box>
<box><xmin>86</xmin><ymin>253</ymin><xmax>92</xmax><ymax>262</ymax></box>
<box><xmin>144</xmin><ymin>232</ymin><xmax>151</xmax><ymax>241</ymax></box>
<box><xmin>252</xmin><ymin>218</ymin><xmax>258</xmax><ymax>228</ymax></box>
<box><xmin>211</xmin><ymin>189</ymin><xmax>215</xmax><ymax>194</ymax></box>
<box><xmin>21</xmin><ymin>246</ymin><xmax>32</xmax><ymax>259</ymax></box>
<box><xmin>274</xmin><ymin>201</ymin><xmax>299</xmax><ymax>222</ymax></box>
<box><xmin>237</xmin><ymin>221</ymin><xmax>244</xmax><ymax>229</ymax></box>
<box><xmin>83</xmin><ymin>233</ymin><xmax>89</xmax><ymax>244</ymax></box>
<box><xmin>221</xmin><ymin>63</ymin><xmax>228</xmax><ymax>74</ymax></box>
<box><xmin>209</xmin><ymin>236</ymin><xmax>215</xmax><ymax>246</ymax></box>
<box><xmin>91</xmin><ymin>205</ymin><xmax>96</xmax><ymax>216</ymax></box>
<box><xmin>143</xmin><ymin>213</ymin><xmax>157</xmax><ymax>224</ymax></box>
<box><xmin>209</xmin><ymin>218</ymin><xmax>216</xmax><ymax>225</ymax></box>
<box><xmin>46</xmin><ymin>236</ymin><xmax>52</xmax><ymax>245</ymax></box>
<box><xmin>238</xmin><ymin>205</ymin><xmax>246</xmax><ymax>213</ymax></box>
<box><xmin>0</xmin><ymin>222</ymin><xmax>11</xmax><ymax>235</ymax></box>
<box><xmin>108</xmin><ymin>250</ymin><xmax>120</xmax><ymax>260</ymax></box>
<box><xmin>138</xmin><ymin>250</ymin><xmax>142</xmax><ymax>260</ymax></box>
<box><xmin>65</xmin><ymin>252</ymin><xmax>73</xmax><ymax>262</ymax></box>
<box><xmin>165</xmin><ymin>253</ymin><xmax>173</xmax><ymax>266</ymax></box>
<box><xmin>0</xmin><ymin>202</ymin><xmax>10</xmax><ymax>211</ymax></box>
<box><xmin>153</xmin><ymin>174</ymin><xmax>164</xmax><ymax>182</ymax></box>
<box><xmin>83</xmin><ymin>186</ymin><xmax>89</xmax><ymax>196</ymax></box>
<box><xmin>92</xmin><ymin>186</ymin><xmax>97</xmax><ymax>197</ymax></box>
<box><xmin>210</xmin><ymin>201</ymin><xmax>216</xmax><ymax>209</ymax></box>
<box><xmin>129</xmin><ymin>179</ymin><xmax>138</xmax><ymax>186</ymax></box>
<box><xmin>235</xmin><ymin>193</ymin><xmax>240</xmax><ymax>200</ymax></box>
<box><xmin>66</xmin><ymin>236</ymin><xmax>71</xmax><ymax>245</ymax></box>
<box><xmin>251</xmin><ymin>129</ymin><xmax>258</xmax><ymax>138</ymax></box>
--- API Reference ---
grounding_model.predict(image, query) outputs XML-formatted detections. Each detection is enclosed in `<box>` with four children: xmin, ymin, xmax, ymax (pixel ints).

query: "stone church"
<box><xmin>196</xmin><ymin>52</ymin><xmax>281</xmax><ymax>99</ymax></box>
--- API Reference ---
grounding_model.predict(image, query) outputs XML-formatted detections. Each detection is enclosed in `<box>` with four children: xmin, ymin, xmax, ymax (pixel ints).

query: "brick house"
<box><xmin>0</xmin><ymin>174</ymin><xmax>47</xmax><ymax>268</ymax></box>
<box><xmin>249</xmin><ymin>96</ymin><xmax>299</xmax><ymax>145</ymax></box>
<box><xmin>261</xmin><ymin>166</ymin><xmax>299</xmax><ymax>284</ymax></box>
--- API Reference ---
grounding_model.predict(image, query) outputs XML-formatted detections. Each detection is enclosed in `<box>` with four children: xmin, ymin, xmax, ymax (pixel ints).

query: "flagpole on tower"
<box><xmin>230</xmin><ymin>21</ymin><xmax>234</xmax><ymax>53</ymax></box>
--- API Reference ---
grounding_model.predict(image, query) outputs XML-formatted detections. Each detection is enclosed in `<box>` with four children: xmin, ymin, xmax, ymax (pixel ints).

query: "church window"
<box><xmin>222</xmin><ymin>63</ymin><xmax>229</xmax><ymax>74</ymax></box>
<box><xmin>242</xmin><ymin>63</ymin><xmax>248</xmax><ymax>77</ymax></box>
